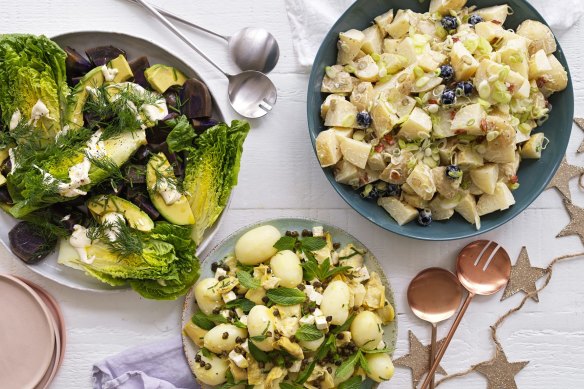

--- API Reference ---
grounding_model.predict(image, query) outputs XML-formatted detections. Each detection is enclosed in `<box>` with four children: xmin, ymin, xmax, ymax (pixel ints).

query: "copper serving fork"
<box><xmin>420</xmin><ymin>241</ymin><xmax>512</xmax><ymax>389</ymax></box>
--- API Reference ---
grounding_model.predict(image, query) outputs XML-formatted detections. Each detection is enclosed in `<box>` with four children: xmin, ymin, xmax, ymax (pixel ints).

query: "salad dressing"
<box><xmin>101</xmin><ymin>65</ymin><xmax>118</xmax><ymax>82</ymax></box>
<box><xmin>29</xmin><ymin>99</ymin><xmax>50</xmax><ymax>125</ymax></box>
<box><xmin>69</xmin><ymin>225</ymin><xmax>94</xmax><ymax>264</ymax></box>
<box><xmin>9</xmin><ymin>110</ymin><xmax>21</xmax><ymax>130</ymax></box>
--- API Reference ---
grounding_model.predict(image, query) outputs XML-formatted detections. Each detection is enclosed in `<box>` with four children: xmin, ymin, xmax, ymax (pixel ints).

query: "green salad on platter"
<box><xmin>0</xmin><ymin>34</ymin><xmax>250</xmax><ymax>299</ymax></box>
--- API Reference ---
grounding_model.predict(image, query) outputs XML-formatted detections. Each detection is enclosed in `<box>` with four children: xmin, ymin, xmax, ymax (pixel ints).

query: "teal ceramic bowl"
<box><xmin>307</xmin><ymin>0</ymin><xmax>574</xmax><ymax>241</ymax></box>
<box><xmin>182</xmin><ymin>218</ymin><xmax>397</xmax><ymax>388</ymax></box>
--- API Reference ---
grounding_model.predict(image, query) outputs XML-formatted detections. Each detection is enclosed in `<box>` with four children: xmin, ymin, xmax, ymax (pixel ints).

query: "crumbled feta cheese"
<box><xmin>101</xmin><ymin>212</ymin><xmax>126</xmax><ymax>241</ymax></box>
<box><xmin>142</xmin><ymin>98</ymin><xmax>169</xmax><ymax>122</ymax></box>
<box><xmin>239</xmin><ymin>315</ymin><xmax>248</xmax><ymax>326</ymax></box>
<box><xmin>376</xmin><ymin>340</ymin><xmax>386</xmax><ymax>350</ymax></box>
<box><xmin>69</xmin><ymin>224</ymin><xmax>94</xmax><ymax>264</ymax></box>
<box><xmin>8</xmin><ymin>148</ymin><xmax>17</xmax><ymax>174</ymax></box>
<box><xmin>235</xmin><ymin>307</ymin><xmax>244</xmax><ymax>318</ymax></box>
<box><xmin>241</xmin><ymin>340</ymin><xmax>250</xmax><ymax>353</ymax></box>
<box><xmin>312</xmin><ymin>226</ymin><xmax>324</xmax><ymax>237</ymax></box>
<box><xmin>101</xmin><ymin>65</ymin><xmax>119</xmax><ymax>82</ymax></box>
<box><xmin>331</xmin><ymin>251</ymin><xmax>339</xmax><ymax>265</ymax></box>
<box><xmin>262</xmin><ymin>276</ymin><xmax>281</xmax><ymax>290</ymax></box>
<box><xmin>157</xmin><ymin>177</ymin><xmax>183</xmax><ymax>205</ymax></box>
<box><xmin>229</xmin><ymin>350</ymin><xmax>248</xmax><ymax>368</ymax></box>
<box><xmin>220</xmin><ymin>310</ymin><xmax>231</xmax><ymax>319</ymax></box>
<box><xmin>30</xmin><ymin>99</ymin><xmax>51</xmax><ymax>125</ymax></box>
<box><xmin>9</xmin><ymin>110</ymin><xmax>21</xmax><ymax>130</ymax></box>
<box><xmin>353</xmin><ymin>266</ymin><xmax>370</xmax><ymax>282</ymax></box>
<box><xmin>215</xmin><ymin>268</ymin><xmax>227</xmax><ymax>279</ymax></box>
<box><xmin>305</xmin><ymin>285</ymin><xmax>323</xmax><ymax>305</ymax></box>
<box><xmin>223</xmin><ymin>291</ymin><xmax>237</xmax><ymax>303</ymax></box>
<box><xmin>315</xmin><ymin>315</ymin><xmax>328</xmax><ymax>330</ymax></box>
<box><xmin>313</xmin><ymin>308</ymin><xmax>324</xmax><ymax>317</ymax></box>
<box><xmin>299</xmin><ymin>315</ymin><xmax>315</xmax><ymax>326</ymax></box>
<box><xmin>289</xmin><ymin>360</ymin><xmax>302</xmax><ymax>373</ymax></box>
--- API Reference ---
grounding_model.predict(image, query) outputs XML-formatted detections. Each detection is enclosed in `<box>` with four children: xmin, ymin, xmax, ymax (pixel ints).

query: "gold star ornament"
<box><xmin>475</xmin><ymin>348</ymin><xmax>529</xmax><ymax>389</ymax></box>
<box><xmin>546</xmin><ymin>157</ymin><xmax>584</xmax><ymax>200</ymax></box>
<box><xmin>557</xmin><ymin>200</ymin><xmax>584</xmax><ymax>245</ymax></box>
<box><xmin>575</xmin><ymin>118</ymin><xmax>584</xmax><ymax>153</ymax></box>
<box><xmin>501</xmin><ymin>247</ymin><xmax>547</xmax><ymax>302</ymax></box>
<box><xmin>394</xmin><ymin>330</ymin><xmax>447</xmax><ymax>388</ymax></box>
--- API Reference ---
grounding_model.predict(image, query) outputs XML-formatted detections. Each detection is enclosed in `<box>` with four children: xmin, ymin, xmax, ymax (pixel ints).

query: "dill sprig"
<box><xmin>150</xmin><ymin>153</ymin><xmax>183</xmax><ymax>193</ymax></box>
<box><xmin>85</xmin><ymin>152</ymin><xmax>124</xmax><ymax>182</ymax></box>
<box><xmin>104</xmin><ymin>219</ymin><xmax>144</xmax><ymax>257</ymax></box>
<box><xmin>83</xmin><ymin>84</ymin><xmax>162</xmax><ymax>140</ymax></box>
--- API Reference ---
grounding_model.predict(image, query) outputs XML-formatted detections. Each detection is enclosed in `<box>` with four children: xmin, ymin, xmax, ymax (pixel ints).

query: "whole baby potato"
<box><xmin>192</xmin><ymin>352</ymin><xmax>229</xmax><ymax>386</ymax></box>
<box><xmin>235</xmin><ymin>225</ymin><xmax>281</xmax><ymax>265</ymax></box>
<box><xmin>270</xmin><ymin>250</ymin><xmax>303</xmax><ymax>287</ymax></box>
<box><xmin>365</xmin><ymin>353</ymin><xmax>395</xmax><ymax>382</ymax></box>
<box><xmin>350</xmin><ymin>311</ymin><xmax>383</xmax><ymax>350</ymax></box>
<box><xmin>203</xmin><ymin>324</ymin><xmax>248</xmax><ymax>354</ymax></box>
<box><xmin>194</xmin><ymin>278</ymin><xmax>222</xmax><ymax>315</ymax></box>
<box><xmin>247</xmin><ymin>305</ymin><xmax>276</xmax><ymax>351</ymax></box>
<box><xmin>320</xmin><ymin>280</ymin><xmax>350</xmax><ymax>325</ymax></box>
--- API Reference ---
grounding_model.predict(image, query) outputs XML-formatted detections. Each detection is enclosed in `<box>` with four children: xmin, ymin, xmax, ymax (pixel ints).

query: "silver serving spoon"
<box><xmin>126</xmin><ymin>0</ymin><xmax>280</xmax><ymax>74</ymax></box>
<box><xmin>133</xmin><ymin>0</ymin><xmax>277</xmax><ymax>119</ymax></box>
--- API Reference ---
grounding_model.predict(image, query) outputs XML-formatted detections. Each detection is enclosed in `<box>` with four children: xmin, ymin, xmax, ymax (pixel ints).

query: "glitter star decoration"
<box><xmin>557</xmin><ymin>200</ymin><xmax>584</xmax><ymax>245</ymax></box>
<box><xmin>575</xmin><ymin>118</ymin><xmax>584</xmax><ymax>153</ymax></box>
<box><xmin>474</xmin><ymin>347</ymin><xmax>529</xmax><ymax>389</ymax></box>
<box><xmin>394</xmin><ymin>330</ymin><xmax>447</xmax><ymax>388</ymax></box>
<box><xmin>501</xmin><ymin>247</ymin><xmax>547</xmax><ymax>302</ymax></box>
<box><xmin>546</xmin><ymin>157</ymin><xmax>584</xmax><ymax>200</ymax></box>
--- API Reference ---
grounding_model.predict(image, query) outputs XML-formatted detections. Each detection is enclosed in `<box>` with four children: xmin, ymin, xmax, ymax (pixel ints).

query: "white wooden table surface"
<box><xmin>1</xmin><ymin>1</ymin><xmax>584</xmax><ymax>388</ymax></box>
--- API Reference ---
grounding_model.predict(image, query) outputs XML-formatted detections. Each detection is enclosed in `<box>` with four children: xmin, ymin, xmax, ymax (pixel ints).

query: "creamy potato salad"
<box><xmin>315</xmin><ymin>0</ymin><xmax>568</xmax><ymax>229</ymax></box>
<box><xmin>184</xmin><ymin>225</ymin><xmax>395</xmax><ymax>388</ymax></box>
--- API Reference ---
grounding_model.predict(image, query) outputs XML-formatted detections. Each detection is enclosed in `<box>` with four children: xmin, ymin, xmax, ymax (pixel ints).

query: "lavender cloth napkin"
<box><xmin>92</xmin><ymin>337</ymin><xmax>199</xmax><ymax>389</ymax></box>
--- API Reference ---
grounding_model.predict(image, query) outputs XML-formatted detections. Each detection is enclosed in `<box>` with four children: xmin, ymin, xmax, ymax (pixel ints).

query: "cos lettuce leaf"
<box><xmin>0</xmin><ymin>34</ymin><xmax>69</xmax><ymax>143</ymax></box>
<box><xmin>184</xmin><ymin>120</ymin><xmax>250</xmax><ymax>244</ymax></box>
<box><xmin>59</xmin><ymin>222</ymin><xmax>200</xmax><ymax>300</ymax></box>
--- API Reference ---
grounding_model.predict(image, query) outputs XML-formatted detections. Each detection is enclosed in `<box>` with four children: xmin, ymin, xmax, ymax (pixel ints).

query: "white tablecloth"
<box><xmin>0</xmin><ymin>1</ymin><xmax>583</xmax><ymax>388</ymax></box>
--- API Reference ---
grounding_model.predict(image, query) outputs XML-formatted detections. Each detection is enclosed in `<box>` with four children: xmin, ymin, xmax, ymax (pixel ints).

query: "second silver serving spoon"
<box><xmin>132</xmin><ymin>0</ymin><xmax>277</xmax><ymax>119</ymax></box>
<box><xmin>127</xmin><ymin>0</ymin><xmax>280</xmax><ymax>74</ymax></box>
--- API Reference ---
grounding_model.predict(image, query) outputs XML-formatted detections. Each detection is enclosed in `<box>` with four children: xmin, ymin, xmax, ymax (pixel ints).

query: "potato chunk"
<box><xmin>378</xmin><ymin>197</ymin><xmax>418</xmax><ymax>225</ymax></box>
<box><xmin>451</xmin><ymin>103</ymin><xmax>486</xmax><ymax>136</ymax></box>
<box><xmin>450</xmin><ymin>41</ymin><xmax>479</xmax><ymax>81</ymax></box>
<box><xmin>398</xmin><ymin>107</ymin><xmax>432</xmax><ymax>140</ymax></box>
<box><xmin>477</xmin><ymin>182</ymin><xmax>516</xmax><ymax>216</ymax></box>
<box><xmin>470</xmin><ymin>164</ymin><xmax>499</xmax><ymax>195</ymax></box>
<box><xmin>337</xmin><ymin>29</ymin><xmax>365</xmax><ymax>65</ymax></box>
<box><xmin>517</xmin><ymin>20</ymin><xmax>557</xmax><ymax>55</ymax></box>
<box><xmin>339</xmin><ymin>137</ymin><xmax>372</xmax><ymax>169</ymax></box>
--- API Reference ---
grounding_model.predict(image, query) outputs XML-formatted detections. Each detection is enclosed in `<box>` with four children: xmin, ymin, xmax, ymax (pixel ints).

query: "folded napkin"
<box><xmin>92</xmin><ymin>336</ymin><xmax>199</xmax><ymax>389</ymax></box>
<box><xmin>284</xmin><ymin>0</ymin><xmax>584</xmax><ymax>69</ymax></box>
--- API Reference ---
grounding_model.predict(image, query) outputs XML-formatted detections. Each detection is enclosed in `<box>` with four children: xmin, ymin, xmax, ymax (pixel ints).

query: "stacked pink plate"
<box><xmin>0</xmin><ymin>275</ymin><xmax>66</xmax><ymax>389</ymax></box>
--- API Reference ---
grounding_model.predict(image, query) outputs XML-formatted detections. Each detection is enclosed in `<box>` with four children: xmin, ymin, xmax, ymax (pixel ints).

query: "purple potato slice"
<box><xmin>180</xmin><ymin>78</ymin><xmax>213</xmax><ymax>119</ymax></box>
<box><xmin>65</xmin><ymin>46</ymin><xmax>93</xmax><ymax>79</ymax></box>
<box><xmin>9</xmin><ymin>222</ymin><xmax>57</xmax><ymax>264</ymax></box>
<box><xmin>128</xmin><ymin>56</ymin><xmax>150</xmax><ymax>89</ymax></box>
<box><xmin>85</xmin><ymin>45</ymin><xmax>126</xmax><ymax>67</ymax></box>
<box><xmin>191</xmin><ymin>118</ymin><xmax>219</xmax><ymax>133</ymax></box>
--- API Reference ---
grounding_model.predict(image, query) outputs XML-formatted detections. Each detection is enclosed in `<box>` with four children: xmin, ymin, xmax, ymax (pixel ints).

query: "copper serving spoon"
<box><xmin>420</xmin><ymin>240</ymin><xmax>511</xmax><ymax>389</ymax></box>
<box><xmin>408</xmin><ymin>268</ymin><xmax>463</xmax><ymax>389</ymax></box>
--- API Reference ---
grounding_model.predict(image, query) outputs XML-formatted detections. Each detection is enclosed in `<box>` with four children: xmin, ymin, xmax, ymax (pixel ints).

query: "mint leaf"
<box><xmin>224</xmin><ymin>298</ymin><xmax>255</xmax><ymax>313</ymax></box>
<box><xmin>295</xmin><ymin>325</ymin><xmax>324</xmax><ymax>341</ymax></box>
<box><xmin>358</xmin><ymin>351</ymin><xmax>371</xmax><ymax>374</ymax></box>
<box><xmin>248</xmin><ymin>340</ymin><xmax>269</xmax><ymax>362</ymax></box>
<box><xmin>301</xmin><ymin>237</ymin><xmax>327</xmax><ymax>251</ymax></box>
<box><xmin>266</xmin><ymin>288</ymin><xmax>306</xmax><ymax>305</ymax></box>
<box><xmin>273</xmin><ymin>236</ymin><xmax>297</xmax><ymax>251</ymax></box>
<box><xmin>338</xmin><ymin>376</ymin><xmax>363</xmax><ymax>389</ymax></box>
<box><xmin>236</xmin><ymin>270</ymin><xmax>260</xmax><ymax>289</ymax></box>
<box><xmin>296</xmin><ymin>360</ymin><xmax>316</xmax><ymax>385</ymax></box>
<box><xmin>335</xmin><ymin>351</ymin><xmax>360</xmax><ymax>378</ymax></box>
<box><xmin>233</xmin><ymin>320</ymin><xmax>247</xmax><ymax>329</ymax></box>
<box><xmin>191</xmin><ymin>311</ymin><xmax>216</xmax><ymax>330</ymax></box>
<box><xmin>200</xmin><ymin>347</ymin><xmax>212</xmax><ymax>358</ymax></box>
<box><xmin>325</xmin><ymin>265</ymin><xmax>352</xmax><ymax>279</ymax></box>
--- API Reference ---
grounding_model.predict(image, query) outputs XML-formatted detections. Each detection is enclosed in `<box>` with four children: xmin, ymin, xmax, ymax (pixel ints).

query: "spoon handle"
<box><xmin>420</xmin><ymin>293</ymin><xmax>475</xmax><ymax>389</ymax></box>
<box><xmin>126</xmin><ymin>0</ymin><xmax>228</xmax><ymax>41</ymax></box>
<box><xmin>132</xmin><ymin>0</ymin><xmax>228</xmax><ymax>77</ymax></box>
<box><xmin>429</xmin><ymin>323</ymin><xmax>437</xmax><ymax>389</ymax></box>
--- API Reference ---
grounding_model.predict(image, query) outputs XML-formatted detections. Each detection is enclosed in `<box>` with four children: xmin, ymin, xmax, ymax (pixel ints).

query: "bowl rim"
<box><xmin>306</xmin><ymin>0</ymin><xmax>574</xmax><ymax>241</ymax></box>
